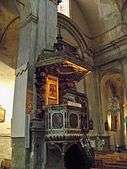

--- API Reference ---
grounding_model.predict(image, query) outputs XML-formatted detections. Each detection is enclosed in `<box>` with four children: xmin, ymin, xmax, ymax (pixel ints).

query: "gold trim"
<box><xmin>64</xmin><ymin>60</ymin><xmax>88</xmax><ymax>72</ymax></box>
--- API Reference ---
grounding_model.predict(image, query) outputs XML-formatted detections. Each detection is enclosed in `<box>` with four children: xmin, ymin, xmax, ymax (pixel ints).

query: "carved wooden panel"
<box><xmin>69</xmin><ymin>113</ymin><xmax>78</xmax><ymax>128</ymax></box>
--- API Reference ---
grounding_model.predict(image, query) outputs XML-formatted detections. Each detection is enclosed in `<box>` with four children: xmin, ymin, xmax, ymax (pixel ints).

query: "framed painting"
<box><xmin>46</xmin><ymin>75</ymin><xmax>59</xmax><ymax>105</ymax></box>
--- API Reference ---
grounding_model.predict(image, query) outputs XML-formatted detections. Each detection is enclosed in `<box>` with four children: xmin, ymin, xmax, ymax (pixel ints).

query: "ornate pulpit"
<box><xmin>31</xmin><ymin>34</ymin><xmax>94</xmax><ymax>169</ymax></box>
<box><xmin>44</xmin><ymin>91</ymin><xmax>89</xmax><ymax>140</ymax></box>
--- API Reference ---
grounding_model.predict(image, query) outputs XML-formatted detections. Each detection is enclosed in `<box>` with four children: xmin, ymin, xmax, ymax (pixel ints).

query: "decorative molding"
<box><xmin>94</xmin><ymin>35</ymin><xmax>127</xmax><ymax>56</ymax></box>
<box><xmin>94</xmin><ymin>35</ymin><xmax>127</xmax><ymax>67</ymax></box>
<box><xmin>20</xmin><ymin>13</ymin><xmax>38</xmax><ymax>28</ymax></box>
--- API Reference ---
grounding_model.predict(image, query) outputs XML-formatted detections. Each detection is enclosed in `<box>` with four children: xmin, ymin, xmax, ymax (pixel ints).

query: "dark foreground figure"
<box><xmin>64</xmin><ymin>144</ymin><xmax>93</xmax><ymax>169</ymax></box>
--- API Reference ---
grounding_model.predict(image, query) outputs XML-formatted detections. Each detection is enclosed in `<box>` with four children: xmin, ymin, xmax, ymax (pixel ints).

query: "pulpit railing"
<box><xmin>44</xmin><ymin>104</ymin><xmax>83</xmax><ymax>139</ymax></box>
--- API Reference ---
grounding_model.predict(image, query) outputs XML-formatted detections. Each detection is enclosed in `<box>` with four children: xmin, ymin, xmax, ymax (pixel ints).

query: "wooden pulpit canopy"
<box><xmin>36</xmin><ymin>39</ymin><xmax>91</xmax><ymax>82</ymax></box>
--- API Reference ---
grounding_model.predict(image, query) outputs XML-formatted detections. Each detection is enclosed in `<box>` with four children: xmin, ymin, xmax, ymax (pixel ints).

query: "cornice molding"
<box><xmin>94</xmin><ymin>35</ymin><xmax>127</xmax><ymax>56</ymax></box>
<box><xmin>94</xmin><ymin>50</ymin><xmax>127</xmax><ymax>68</ymax></box>
<box><xmin>93</xmin><ymin>34</ymin><xmax>127</xmax><ymax>67</ymax></box>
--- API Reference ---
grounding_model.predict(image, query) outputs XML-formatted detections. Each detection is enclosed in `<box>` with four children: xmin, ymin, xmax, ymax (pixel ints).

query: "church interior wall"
<box><xmin>0</xmin><ymin>0</ymin><xmax>127</xmax><ymax>168</ymax></box>
<box><xmin>0</xmin><ymin>61</ymin><xmax>15</xmax><ymax>163</ymax></box>
<box><xmin>0</xmin><ymin>1</ymin><xmax>20</xmax><ymax>165</ymax></box>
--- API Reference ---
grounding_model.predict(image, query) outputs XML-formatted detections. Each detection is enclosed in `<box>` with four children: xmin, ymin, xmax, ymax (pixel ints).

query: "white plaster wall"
<box><xmin>0</xmin><ymin>61</ymin><xmax>15</xmax><ymax>122</ymax></box>
<box><xmin>0</xmin><ymin>136</ymin><xmax>11</xmax><ymax>163</ymax></box>
<box><xmin>11</xmin><ymin>64</ymin><xmax>28</xmax><ymax>138</ymax></box>
<box><xmin>0</xmin><ymin>61</ymin><xmax>15</xmax><ymax>161</ymax></box>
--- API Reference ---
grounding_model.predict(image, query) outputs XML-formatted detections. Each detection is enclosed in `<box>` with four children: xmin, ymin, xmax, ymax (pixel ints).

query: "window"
<box><xmin>57</xmin><ymin>0</ymin><xmax>70</xmax><ymax>17</ymax></box>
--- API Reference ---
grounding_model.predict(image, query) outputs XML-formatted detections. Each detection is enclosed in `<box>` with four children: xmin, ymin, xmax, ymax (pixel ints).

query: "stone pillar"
<box><xmin>120</xmin><ymin>57</ymin><xmax>127</xmax><ymax>148</ymax></box>
<box><xmin>11</xmin><ymin>2</ymin><xmax>39</xmax><ymax>169</ymax></box>
<box><xmin>30</xmin><ymin>1</ymin><xmax>57</xmax><ymax>169</ymax></box>
<box><xmin>86</xmin><ymin>70</ymin><xmax>104</xmax><ymax>135</ymax></box>
<box><xmin>36</xmin><ymin>0</ymin><xmax>57</xmax><ymax>54</ymax></box>
<box><xmin>11</xmin><ymin>0</ymin><xmax>58</xmax><ymax>168</ymax></box>
<box><xmin>94</xmin><ymin>70</ymin><xmax>105</xmax><ymax>135</ymax></box>
<box><xmin>11</xmin><ymin>64</ymin><xmax>28</xmax><ymax>169</ymax></box>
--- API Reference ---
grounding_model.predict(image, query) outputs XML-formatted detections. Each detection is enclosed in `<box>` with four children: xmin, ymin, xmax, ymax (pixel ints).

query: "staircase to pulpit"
<box><xmin>31</xmin><ymin>33</ymin><xmax>94</xmax><ymax>169</ymax></box>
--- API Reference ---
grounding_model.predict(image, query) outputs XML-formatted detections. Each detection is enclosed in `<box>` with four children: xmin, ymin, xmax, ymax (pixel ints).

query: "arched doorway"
<box><xmin>64</xmin><ymin>144</ymin><xmax>91</xmax><ymax>169</ymax></box>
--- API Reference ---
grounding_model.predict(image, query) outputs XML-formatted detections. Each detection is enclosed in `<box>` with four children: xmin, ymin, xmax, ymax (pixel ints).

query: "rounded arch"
<box><xmin>100</xmin><ymin>71</ymin><xmax>124</xmax><ymax>147</ymax></box>
<box><xmin>101</xmin><ymin>71</ymin><xmax>124</xmax><ymax>119</ymax></box>
<box><xmin>57</xmin><ymin>13</ymin><xmax>93</xmax><ymax>66</ymax></box>
<box><xmin>101</xmin><ymin>70</ymin><xmax>124</xmax><ymax>102</ymax></box>
<box><xmin>0</xmin><ymin>16</ymin><xmax>20</xmax><ymax>44</ymax></box>
<box><xmin>100</xmin><ymin>69</ymin><xmax>122</xmax><ymax>80</ymax></box>
<box><xmin>0</xmin><ymin>2</ymin><xmax>20</xmax><ymax>69</ymax></box>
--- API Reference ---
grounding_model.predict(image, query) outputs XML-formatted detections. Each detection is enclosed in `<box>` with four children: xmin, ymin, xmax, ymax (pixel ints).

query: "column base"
<box><xmin>12</xmin><ymin>137</ymin><xmax>26</xmax><ymax>169</ymax></box>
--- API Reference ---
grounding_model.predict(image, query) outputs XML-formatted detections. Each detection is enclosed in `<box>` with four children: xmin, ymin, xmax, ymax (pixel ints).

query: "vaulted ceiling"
<box><xmin>0</xmin><ymin>0</ymin><xmax>126</xmax><ymax>69</ymax></box>
<box><xmin>76</xmin><ymin>0</ymin><xmax>123</xmax><ymax>36</ymax></box>
<box><xmin>76</xmin><ymin>0</ymin><xmax>103</xmax><ymax>36</ymax></box>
